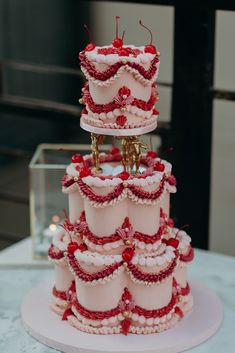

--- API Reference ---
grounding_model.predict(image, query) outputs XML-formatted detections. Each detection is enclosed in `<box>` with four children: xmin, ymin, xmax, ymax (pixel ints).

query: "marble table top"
<box><xmin>0</xmin><ymin>239</ymin><xmax>235</xmax><ymax>353</ymax></box>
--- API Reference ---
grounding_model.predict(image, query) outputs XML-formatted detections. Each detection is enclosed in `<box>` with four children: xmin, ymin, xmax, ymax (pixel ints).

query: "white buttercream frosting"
<box><xmin>85</xmin><ymin>45</ymin><xmax>156</xmax><ymax>66</ymax></box>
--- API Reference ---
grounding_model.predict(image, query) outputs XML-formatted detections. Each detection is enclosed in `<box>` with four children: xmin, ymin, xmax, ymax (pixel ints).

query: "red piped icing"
<box><xmin>79</xmin><ymin>51</ymin><xmax>159</xmax><ymax>82</ymax></box>
<box><xmin>67</xmin><ymin>251</ymin><xmax>178</xmax><ymax>284</ymax></box>
<box><xmin>180</xmin><ymin>245</ymin><xmax>194</xmax><ymax>262</ymax></box>
<box><xmin>48</xmin><ymin>245</ymin><xmax>64</xmax><ymax>260</ymax></box>
<box><xmin>75</xmin><ymin>213</ymin><xmax>164</xmax><ymax>246</ymax></box>
<box><xmin>72</xmin><ymin>288</ymin><xmax>176</xmax><ymax>320</ymax></box>
<box><xmin>75</xmin><ymin>176</ymin><xmax>166</xmax><ymax>206</ymax></box>
<box><xmin>132</xmin><ymin>293</ymin><xmax>176</xmax><ymax>318</ymax></box>
<box><xmin>121</xmin><ymin>318</ymin><xmax>131</xmax><ymax>335</ymax></box>
<box><xmin>82</xmin><ymin>83</ymin><xmax>157</xmax><ymax>114</ymax></box>
<box><xmin>78</xmin><ymin>179</ymin><xmax>125</xmax><ymax>203</ymax></box>
<box><xmin>68</xmin><ymin>252</ymin><xmax>123</xmax><ymax>283</ymax></box>
<box><xmin>52</xmin><ymin>286</ymin><xmax>67</xmax><ymax>301</ymax></box>
<box><xmin>127</xmin><ymin>253</ymin><xmax>178</xmax><ymax>284</ymax></box>
<box><xmin>52</xmin><ymin>283</ymin><xmax>190</xmax><ymax>334</ymax></box>
<box><xmin>73</xmin><ymin>296</ymin><xmax>120</xmax><ymax>320</ymax></box>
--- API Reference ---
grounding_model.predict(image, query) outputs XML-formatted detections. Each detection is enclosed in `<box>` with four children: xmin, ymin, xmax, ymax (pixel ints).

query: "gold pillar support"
<box><xmin>91</xmin><ymin>133</ymin><xmax>105</xmax><ymax>173</ymax></box>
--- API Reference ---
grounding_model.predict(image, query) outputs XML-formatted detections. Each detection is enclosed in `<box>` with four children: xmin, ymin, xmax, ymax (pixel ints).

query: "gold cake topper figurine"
<box><xmin>121</xmin><ymin>136</ymin><xmax>149</xmax><ymax>174</ymax></box>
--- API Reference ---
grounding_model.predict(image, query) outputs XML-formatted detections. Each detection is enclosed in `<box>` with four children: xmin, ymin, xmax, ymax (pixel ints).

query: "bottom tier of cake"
<box><xmin>50</xmin><ymin>277</ymin><xmax>193</xmax><ymax>335</ymax></box>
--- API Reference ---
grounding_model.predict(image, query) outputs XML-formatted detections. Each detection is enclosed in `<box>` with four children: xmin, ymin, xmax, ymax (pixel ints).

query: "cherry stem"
<box><xmin>116</xmin><ymin>16</ymin><xmax>120</xmax><ymax>38</ymax></box>
<box><xmin>176</xmin><ymin>224</ymin><xmax>189</xmax><ymax>237</ymax></box>
<box><xmin>84</xmin><ymin>24</ymin><xmax>92</xmax><ymax>43</ymax></box>
<box><xmin>149</xmin><ymin>135</ymin><xmax>153</xmax><ymax>151</ymax></box>
<box><xmin>63</xmin><ymin>208</ymin><xmax>68</xmax><ymax>220</ymax></box>
<box><xmin>60</xmin><ymin>224</ymin><xmax>72</xmax><ymax>242</ymax></box>
<box><xmin>139</xmin><ymin>20</ymin><xmax>153</xmax><ymax>44</ymax></box>
<box><xmin>161</xmin><ymin>147</ymin><xmax>174</xmax><ymax>156</ymax></box>
<box><xmin>122</xmin><ymin>30</ymin><xmax>125</xmax><ymax>41</ymax></box>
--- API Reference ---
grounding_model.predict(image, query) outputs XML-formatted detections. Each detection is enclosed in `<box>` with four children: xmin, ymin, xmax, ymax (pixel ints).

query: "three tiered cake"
<box><xmin>48</xmin><ymin>19</ymin><xmax>194</xmax><ymax>335</ymax></box>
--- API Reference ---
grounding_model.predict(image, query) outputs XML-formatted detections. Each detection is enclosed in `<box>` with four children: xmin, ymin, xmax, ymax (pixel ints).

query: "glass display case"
<box><xmin>29</xmin><ymin>144</ymin><xmax>109</xmax><ymax>259</ymax></box>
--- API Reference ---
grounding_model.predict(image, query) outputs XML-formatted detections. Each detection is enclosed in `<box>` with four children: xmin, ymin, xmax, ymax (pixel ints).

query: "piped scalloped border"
<box><xmin>79</xmin><ymin>51</ymin><xmax>159</xmax><ymax>87</ymax></box>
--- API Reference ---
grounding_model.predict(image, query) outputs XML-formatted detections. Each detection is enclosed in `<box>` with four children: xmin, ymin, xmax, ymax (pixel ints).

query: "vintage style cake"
<box><xmin>48</xmin><ymin>18</ymin><xmax>194</xmax><ymax>335</ymax></box>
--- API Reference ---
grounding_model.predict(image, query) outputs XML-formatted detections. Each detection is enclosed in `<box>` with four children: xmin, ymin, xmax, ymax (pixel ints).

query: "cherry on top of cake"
<box><xmin>81</xmin><ymin>18</ymin><xmax>160</xmax><ymax>65</ymax></box>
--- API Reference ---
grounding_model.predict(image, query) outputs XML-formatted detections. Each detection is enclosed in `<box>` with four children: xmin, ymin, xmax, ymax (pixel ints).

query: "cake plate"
<box><xmin>80</xmin><ymin>117</ymin><xmax>158</xmax><ymax>136</ymax></box>
<box><xmin>21</xmin><ymin>281</ymin><xmax>223</xmax><ymax>353</ymax></box>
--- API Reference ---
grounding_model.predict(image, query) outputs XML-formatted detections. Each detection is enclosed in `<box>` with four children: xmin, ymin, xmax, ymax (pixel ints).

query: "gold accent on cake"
<box><xmin>125</xmin><ymin>240</ymin><xmax>132</xmax><ymax>246</ymax></box>
<box><xmin>121</xmin><ymin>136</ymin><xmax>149</xmax><ymax>174</ymax></box>
<box><xmin>91</xmin><ymin>133</ymin><xmax>105</xmax><ymax>173</ymax></box>
<box><xmin>123</xmin><ymin>311</ymin><xmax>130</xmax><ymax>318</ymax></box>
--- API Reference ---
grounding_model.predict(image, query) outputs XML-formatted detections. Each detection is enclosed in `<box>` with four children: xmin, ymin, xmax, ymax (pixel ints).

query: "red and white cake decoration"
<box><xmin>48</xmin><ymin>17</ymin><xmax>194</xmax><ymax>336</ymax></box>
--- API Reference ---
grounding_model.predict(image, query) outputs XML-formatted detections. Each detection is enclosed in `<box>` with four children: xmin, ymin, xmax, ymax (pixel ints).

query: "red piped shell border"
<box><xmin>180</xmin><ymin>245</ymin><xmax>194</xmax><ymax>263</ymax></box>
<box><xmin>52</xmin><ymin>279</ymin><xmax>190</xmax><ymax>323</ymax></box>
<box><xmin>67</xmin><ymin>251</ymin><xmax>178</xmax><ymax>285</ymax></box>
<box><xmin>63</xmin><ymin>174</ymin><xmax>169</xmax><ymax>207</ymax></box>
<box><xmin>79</xmin><ymin>51</ymin><xmax>159</xmax><ymax>83</ymax></box>
<box><xmin>83</xmin><ymin>84</ymin><xmax>156</xmax><ymax>114</ymax></box>
<box><xmin>78</xmin><ymin>211</ymin><xmax>164</xmax><ymax>246</ymax></box>
<box><xmin>48</xmin><ymin>245</ymin><xmax>64</xmax><ymax>260</ymax></box>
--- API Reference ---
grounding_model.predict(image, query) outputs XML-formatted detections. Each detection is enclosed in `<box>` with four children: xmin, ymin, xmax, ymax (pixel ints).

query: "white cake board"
<box><xmin>21</xmin><ymin>281</ymin><xmax>223</xmax><ymax>353</ymax></box>
<box><xmin>80</xmin><ymin>118</ymin><xmax>157</xmax><ymax>136</ymax></box>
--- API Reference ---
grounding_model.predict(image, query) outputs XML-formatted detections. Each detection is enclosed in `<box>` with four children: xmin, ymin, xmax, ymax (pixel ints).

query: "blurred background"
<box><xmin>0</xmin><ymin>1</ymin><xmax>234</xmax><ymax>256</ymax></box>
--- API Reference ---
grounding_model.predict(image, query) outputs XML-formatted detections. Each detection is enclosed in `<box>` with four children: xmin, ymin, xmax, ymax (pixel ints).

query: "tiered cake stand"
<box><xmin>21</xmin><ymin>280</ymin><xmax>222</xmax><ymax>353</ymax></box>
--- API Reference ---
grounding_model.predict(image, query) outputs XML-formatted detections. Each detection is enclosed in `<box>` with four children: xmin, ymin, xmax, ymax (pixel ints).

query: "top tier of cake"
<box><xmin>79</xmin><ymin>45</ymin><xmax>160</xmax><ymax>135</ymax></box>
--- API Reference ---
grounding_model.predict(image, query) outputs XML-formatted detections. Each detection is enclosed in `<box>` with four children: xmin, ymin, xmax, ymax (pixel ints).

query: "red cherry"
<box><xmin>121</xmin><ymin>318</ymin><xmax>131</xmax><ymax>335</ymax></box>
<box><xmin>168</xmin><ymin>175</ymin><xmax>177</xmax><ymax>186</ymax></box>
<box><xmin>118</xmin><ymin>48</ymin><xmax>130</xmax><ymax>56</ymax></box>
<box><xmin>85</xmin><ymin>42</ymin><xmax>96</xmax><ymax>52</ymax></box>
<box><xmin>112</xmin><ymin>37</ymin><xmax>123</xmax><ymax>48</ymax></box>
<box><xmin>167</xmin><ymin>218</ymin><xmax>174</xmax><ymax>227</ymax></box>
<box><xmin>166</xmin><ymin>238</ymin><xmax>179</xmax><ymax>249</ymax></box>
<box><xmin>77</xmin><ymin>243</ymin><xmax>88</xmax><ymax>252</ymax></box>
<box><xmin>72</xmin><ymin>154</ymin><xmax>83</xmax><ymax>163</ymax></box>
<box><xmin>154</xmin><ymin>162</ymin><xmax>165</xmax><ymax>172</ymax></box>
<box><xmin>110</xmin><ymin>146</ymin><xmax>120</xmax><ymax>155</ymax></box>
<box><xmin>122</xmin><ymin>247</ymin><xmax>135</xmax><ymax>262</ymax></box>
<box><xmin>147</xmin><ymin>150</ymin><xmax>157</xmax><ymax>158</ymax></box>
<box><xmin>144</xmin><ymin>44</ymin><xmax>156</xmax><ymax>54</ymax></box>
<box><xmin>119</xmin><ymin>171</ymin><xmax>130</xmax><ymax>180</ymax></box>
<box><xmin>67</xmin><ymin>242</ymin><xmax>79</xmax><ymax>254</ymax></box>
<box><xmin>175</xmin><ymin>306</ymin><xmax>184</xmax><ymax>318</ymax></box>
<box><xmin>79</xmin><ymin>167</ymin><xmax>91</xmax><ymax>178</ymax></box>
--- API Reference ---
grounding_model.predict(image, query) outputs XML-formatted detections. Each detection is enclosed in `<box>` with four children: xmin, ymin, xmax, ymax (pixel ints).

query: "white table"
<box><xmin>0</xmin><ymin>238</ymin><xmax>235</xmax><ymax>353</ymax></box>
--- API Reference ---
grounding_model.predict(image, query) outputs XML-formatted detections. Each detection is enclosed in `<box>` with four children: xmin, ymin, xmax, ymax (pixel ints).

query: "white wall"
<box><xmin>91</xmin><ymin>3</ymin><xmax>235</xmax><ymax>256</ymax></box>
<box><xmin>210</xmin><ymin>11</ymin><xmax>235</xmax><ymax>256</ymax></box>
